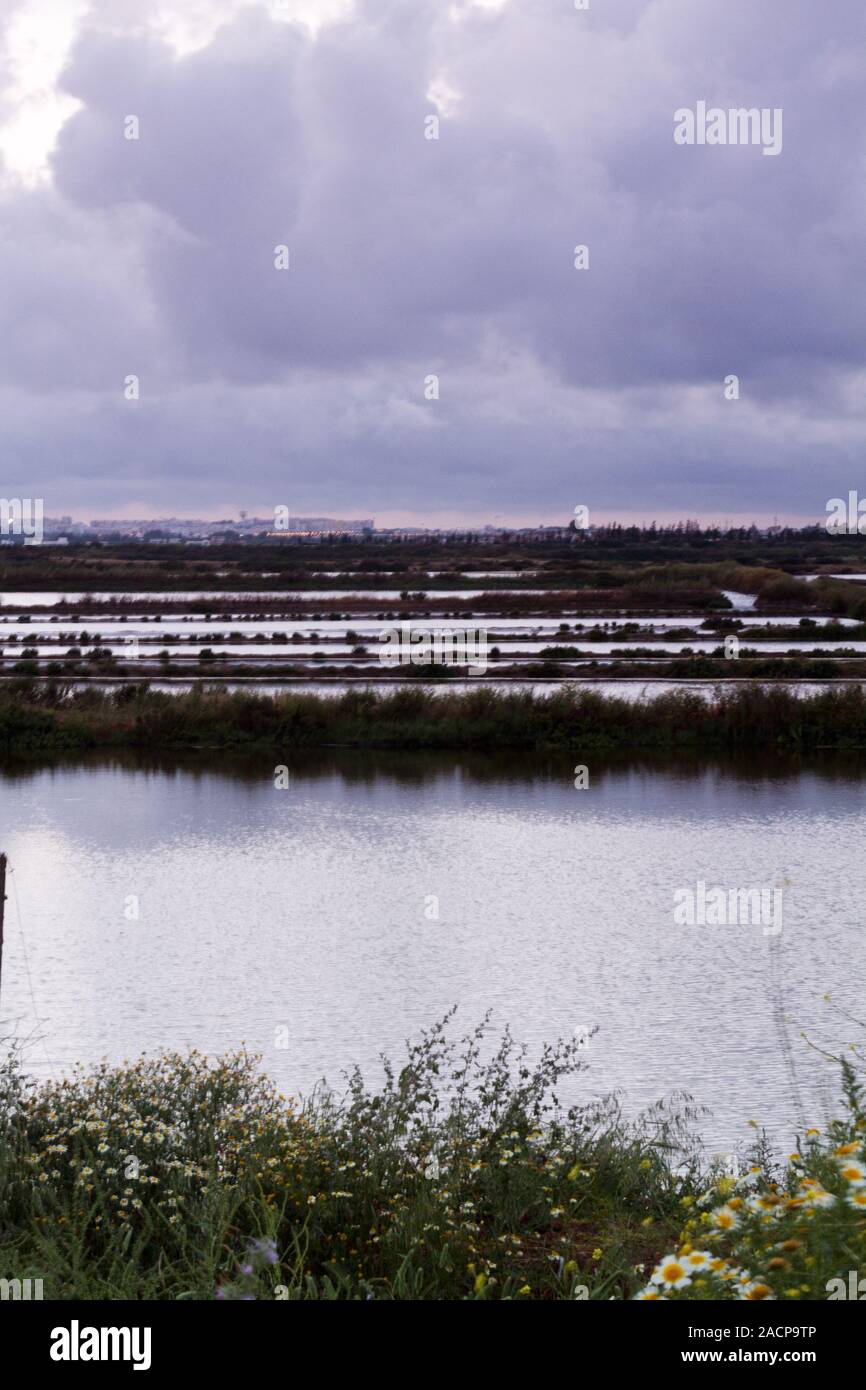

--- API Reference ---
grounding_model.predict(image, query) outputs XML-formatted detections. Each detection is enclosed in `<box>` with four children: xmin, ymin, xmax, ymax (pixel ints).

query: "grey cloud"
<box><xmin>2</xmin><ymin>0</ymin><xmax>866</xmax><ymax>518</ymax></box>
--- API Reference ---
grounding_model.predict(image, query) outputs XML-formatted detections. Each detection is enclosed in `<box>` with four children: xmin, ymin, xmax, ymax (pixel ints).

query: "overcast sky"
<box><xmin>1</xmin><ymin>0</ymin><xmax>865</xmax><ymax>526</ymax></box>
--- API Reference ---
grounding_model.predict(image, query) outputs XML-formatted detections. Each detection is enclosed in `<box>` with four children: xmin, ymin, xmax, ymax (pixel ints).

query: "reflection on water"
<box><xmin>0</xmin><ymin>748</ymin><xmax>863</xmax><ymax>1155</ymax></box>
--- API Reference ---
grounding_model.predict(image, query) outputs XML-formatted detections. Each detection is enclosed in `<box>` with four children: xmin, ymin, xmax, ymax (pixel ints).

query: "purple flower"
<box><xmin>251</xmin><ymin>1237</ymin><xmax>279</xmax><ymax>1265</ymax></box>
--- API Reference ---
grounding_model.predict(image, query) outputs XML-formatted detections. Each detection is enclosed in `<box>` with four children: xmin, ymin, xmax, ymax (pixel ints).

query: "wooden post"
<box><xmin>0</xmin><ymin>853</ymin><xmax>6</xmax><ymax>1005</ymax></box>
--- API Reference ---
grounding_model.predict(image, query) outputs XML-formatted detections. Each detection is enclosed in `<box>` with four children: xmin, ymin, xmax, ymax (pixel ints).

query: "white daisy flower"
<box><xmin>739</xmin><ymin>1282</ymin><xmax>775</xmax><ymax>1301</ymax></box>
<box><xmin>711</xmin><ymin>1204</ymin><xmax>740</xmax><ymax>1231</ymax></box>
<box><xmin>836</xmin><ymin>1158</ymin><xmax>866</xmax><ymax>1186</ymax></box>
<box><xmin>803</xmin><ymin>1189</ymin><xmax>836</xmax><ymax>1209</ymax></box>
<box><xmin>651</xmin><ymin>1256</ymin><xmax>693</xmax><ymax>1290</ymax></box>
<box><xmin>680</xmin><ymin>1250</ymin><xmax>713</xmax><ymax>1271</ymax></box>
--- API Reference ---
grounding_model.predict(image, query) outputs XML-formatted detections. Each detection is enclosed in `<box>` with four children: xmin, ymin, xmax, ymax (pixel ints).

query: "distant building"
<box><xmin>85</xmin><ymin>515</ymin><xmax>374</xmax><ymax>540</ymax></box>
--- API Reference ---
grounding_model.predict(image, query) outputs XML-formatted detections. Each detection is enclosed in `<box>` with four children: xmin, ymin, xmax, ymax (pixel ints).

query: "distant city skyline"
<box><xmin>40</xmin><ymin>507</ymin><xmax>822</xmax><ymax>530</ymax></box>
<box><xmin>11</xmin><ymin>497</ymin><xmax>851</xmax><ymax>534</ymax></box>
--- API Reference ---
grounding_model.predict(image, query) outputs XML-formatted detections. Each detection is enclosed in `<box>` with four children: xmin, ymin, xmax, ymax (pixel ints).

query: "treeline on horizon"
<box><xmin>2</xmin><ymin>527</ymin><xmax>866</xmax><ymax>591</ymax></box>
<box><xmin>1</xmin><ymin>681</ymin><xmax>866</xmax><ymax>754</ymax></box>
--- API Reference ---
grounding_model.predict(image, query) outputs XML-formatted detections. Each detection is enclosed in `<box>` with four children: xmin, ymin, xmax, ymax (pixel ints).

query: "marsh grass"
<box><xmin>2</xmin><ymin>681</ymin><xmax>866</xmax><ymax>754</ymax></box>
<box><xmin>0</xmin><ymin>1016</ymin><xmax>703</xmax><ymax>1301</ymax></box>
<box><xmin>1</xmin><ymin>1014</ymin><xmax>864</xmax><ymax>1300</ymax></box>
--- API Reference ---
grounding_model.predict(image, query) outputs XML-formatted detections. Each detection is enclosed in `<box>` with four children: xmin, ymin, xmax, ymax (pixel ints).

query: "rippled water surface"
<box><xmin>1</xmin><ymin>751</ymin><xmax>863</xmax><ymax>1154</ymax></box>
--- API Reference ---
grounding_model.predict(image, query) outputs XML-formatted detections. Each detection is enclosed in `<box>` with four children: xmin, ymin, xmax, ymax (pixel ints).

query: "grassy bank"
<box><xmin>1</xmin><ymin>1017</ymin><xmax>863</xmax><ymax>1300</ymax></box>
<box><xmin>2</xmin><ymin>681</ymin><xmax>866</xmax><ymax>754</ymax></box>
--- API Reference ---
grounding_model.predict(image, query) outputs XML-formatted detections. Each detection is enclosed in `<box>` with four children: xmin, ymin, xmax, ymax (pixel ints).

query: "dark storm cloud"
<box><xmin>2</xmin><ymin>0</ymin><xmax>866</xmax><ymax>519</ymax></box>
